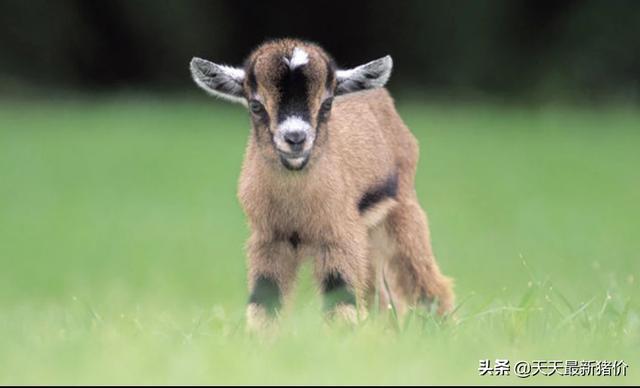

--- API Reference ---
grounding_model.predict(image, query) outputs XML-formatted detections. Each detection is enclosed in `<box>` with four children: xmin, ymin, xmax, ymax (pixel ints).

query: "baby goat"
<box><xmin>190</xmin><ymin>39</ymin><xmax>454</xmax><ymax>329</ymax></box>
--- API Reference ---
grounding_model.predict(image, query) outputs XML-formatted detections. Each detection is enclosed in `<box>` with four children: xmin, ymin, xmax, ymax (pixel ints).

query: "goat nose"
<box><xmin>284</xmin><ymin>130</ymin><xmax>307</xmax><ymax>146</ymax></box>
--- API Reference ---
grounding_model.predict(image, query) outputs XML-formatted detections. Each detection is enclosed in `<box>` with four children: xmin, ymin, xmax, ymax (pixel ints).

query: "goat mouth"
<box><xmin>279</xmin><ymin>152</ymin><xmax>309</xmax><ymax>171</ymax></box>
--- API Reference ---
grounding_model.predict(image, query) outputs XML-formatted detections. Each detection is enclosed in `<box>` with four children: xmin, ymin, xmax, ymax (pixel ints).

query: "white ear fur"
<box><xmin>335</xmin><ymin>55</ymin><xmax>393</xmax><ymax>95</ymax></box>
<box><xmin>190</xmin><ymin>57</ymin><xmax>247</xmax><ymax>105</ymax></box>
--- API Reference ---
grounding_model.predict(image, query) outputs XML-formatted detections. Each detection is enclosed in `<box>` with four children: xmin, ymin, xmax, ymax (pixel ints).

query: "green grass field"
<box><xmin>0</xmin><ymin>98</ymin><xmax>638</xmax><ymax>384</ymax></box>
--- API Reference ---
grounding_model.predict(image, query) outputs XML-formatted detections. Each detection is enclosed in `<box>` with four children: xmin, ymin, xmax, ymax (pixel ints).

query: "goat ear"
<box><xmin>335</xmin><ymin>55</ymin><xmax>393</xmax><ymax>95</ymax></box>
<box><xmin>190</xmin><ymin>57</ymin><xmax>246</xmax><ymax>105</ymax></box>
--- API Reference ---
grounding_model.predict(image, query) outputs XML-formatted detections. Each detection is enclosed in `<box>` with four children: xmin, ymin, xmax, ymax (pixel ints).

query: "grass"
<box><xmin>0</xmin><ymin>97</ymin><xmax>638</xmax><ymax>384</ymax></box>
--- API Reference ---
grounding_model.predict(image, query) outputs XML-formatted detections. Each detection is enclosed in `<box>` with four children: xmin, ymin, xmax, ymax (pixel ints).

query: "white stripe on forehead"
<box><xmin>283</xmin><ymin>47</ymin><xmax>309</xmax><ymax>70</ymax></box>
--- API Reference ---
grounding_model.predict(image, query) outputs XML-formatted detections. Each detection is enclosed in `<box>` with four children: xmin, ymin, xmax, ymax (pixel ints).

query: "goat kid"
<box><xmin>190</xmin><ymin>39</ymin><xmax>454</xmax><ymax>329</ymax></box>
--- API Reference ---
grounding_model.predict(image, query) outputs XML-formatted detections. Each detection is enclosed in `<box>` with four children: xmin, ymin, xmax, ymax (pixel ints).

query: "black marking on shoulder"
<box><xmin>322</xmin><ymin>272</ymin><xmax>356</xmax><ymax>310</ymax></box>
<box><xmin>357</xmin><ymin>172</ymin><xmax>399</xmax><ymax>213</ymax></box>
<box><xmin>289</xmin><ymin>232</ymin><xmax>300</xmax><ymax>249</ymax></box>
<box><xmin>248</xmin><ymin>276</ymin><xmax>281</xmax><ymax>315</ymax></box>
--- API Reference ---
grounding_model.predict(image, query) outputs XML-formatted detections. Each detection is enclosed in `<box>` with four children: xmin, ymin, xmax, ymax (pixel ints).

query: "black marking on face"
<box><xmin>249</xmin><ymin>99</ymin><xmax>269</xmax><ymax>126</ymax></box>
<box><xmin>248</xmin><ymin>276</ymin><xmax>281</xmax><ymax>315</ymax></box>
<box><xmin>358</xmin><ymin>172</ymin><xmax>399</xmax><ymax>213</ymax></box>
<box><xmin>289</xmin><ymin>232</ymin><xmax>300</xmax><ymax>249</ymax></box>
<box><xmin>246</xmin><ymin>60</ymin><xmax>258</xmax><ymax>94</ymax></box>
<box><xmin>317</xmin><ymin>97</ymin><xmax>333</xmax><ymax>124</ymax></box>
<box><xmin>250</xmin><ymin>109</ymin><xmax>270</xmax><ymax>143</ymax></box>
<box><xmin>325</xmin><ymin>58</ymin><xmax>336</xmax><ymax>90</ymax></box>
<box><xmin>245</xmin><ymin>61</ymin><xmax>269</xmax><ymax>139</ymax></box>
<box><xmin>276</xmin><ymin>63</ymin><xmax>310</xmax><ymax>123</ymax></box>
<box><xmin>322</xmin><ymin>272</ymin><xmax>356</xmax><ymax>310</ymax></box>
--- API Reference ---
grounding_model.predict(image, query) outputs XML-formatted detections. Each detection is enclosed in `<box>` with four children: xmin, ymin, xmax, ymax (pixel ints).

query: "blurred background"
<box><xmin>1</xmin><ymin>0</ymin><xmax>640</xmax><ymax>102</ymax></box>
<box><xmin>1</xmin><ymin>1</ymin><xmax>639</xmax><ymax>384</ymax></box>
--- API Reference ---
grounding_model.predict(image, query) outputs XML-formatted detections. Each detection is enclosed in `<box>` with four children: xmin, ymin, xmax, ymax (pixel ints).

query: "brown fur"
<box><xmin>192</xmin><ymin>39</ymin><xmax>454</xmax><ymax>329</ymax></box>
<box><xmin>234</xmin><ymin>40</ymin><xmax>454</xmax><ymax>329</ymax></box>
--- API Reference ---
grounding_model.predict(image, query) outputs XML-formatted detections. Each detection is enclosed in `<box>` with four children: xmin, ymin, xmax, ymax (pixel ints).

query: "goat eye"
<box><xmin>321</xmin><ymin>98</ymin><xmax>333</xmax><ymax>112</ymax></box>
<box><xmin>249</xmin><ymin>100</ymin><xmax>264</xmax><ymax>114</ymax></box>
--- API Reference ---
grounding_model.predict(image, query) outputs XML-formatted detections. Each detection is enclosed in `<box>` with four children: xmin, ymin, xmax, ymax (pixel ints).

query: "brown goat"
<box><xmin>190</xmin><ymin>39</ymin><xmax>454</xmax><ymax>329</ymax></box>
